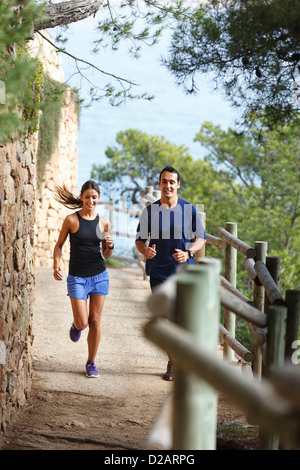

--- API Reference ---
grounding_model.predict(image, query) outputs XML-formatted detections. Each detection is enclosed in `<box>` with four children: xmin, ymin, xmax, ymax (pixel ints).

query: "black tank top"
<box><xmin>69</xmin><ymin>212</ymin><xmax>106</xmax><ymax>277</ymax></box>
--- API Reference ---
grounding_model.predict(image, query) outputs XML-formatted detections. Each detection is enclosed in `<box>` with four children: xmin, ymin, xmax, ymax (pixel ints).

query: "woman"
<box><xmin>53</xmin><ymin>180</ymin><xmax>114</xmax><ymax>378</ymax></box>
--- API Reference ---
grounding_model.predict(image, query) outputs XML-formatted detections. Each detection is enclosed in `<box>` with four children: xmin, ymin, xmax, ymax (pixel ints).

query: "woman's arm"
<box><xmin>101</xmin><ymin>219</ymin><xmax>114</xmax><ymax>259</ymax></box>
<box><xmin>53</xmin><ymin>215</ymin><xmax>72</xmax><ymax>280</ymax></box>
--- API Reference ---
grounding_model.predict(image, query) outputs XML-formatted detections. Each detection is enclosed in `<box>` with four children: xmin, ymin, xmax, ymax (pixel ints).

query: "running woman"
<box><xmin>53</xmin><ymin>180</ymin><xmax>114</xmax><ymax>378</ymax></box>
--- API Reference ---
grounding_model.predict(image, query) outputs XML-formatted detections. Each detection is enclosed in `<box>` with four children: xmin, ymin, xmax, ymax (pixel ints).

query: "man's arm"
<box><xmin>173</xmin><ymin>237</ymin><xmax>206</xmax><ymax>263</ymax></box>
<box><xmin>189</xmin><ymin>237</ymin><xmax>206</xmax><ymax>255</ymax></box>
<box><xmin>135</xmin><ymin>240</ymin><xmax>156</xmax><ymax>259</ymax></box>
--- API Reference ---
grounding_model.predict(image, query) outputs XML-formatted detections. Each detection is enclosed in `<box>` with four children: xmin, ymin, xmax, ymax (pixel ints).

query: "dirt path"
<box><xmin>1</xmin><ymin>266</ymin><xmax>258</xmax><ymax>451</ymax></box>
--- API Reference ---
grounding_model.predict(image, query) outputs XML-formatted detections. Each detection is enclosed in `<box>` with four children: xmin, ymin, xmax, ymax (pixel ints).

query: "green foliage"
<box><xmin>0</xmin><ymin>1</ymin><xmax>46</xmax><ymax>141</ymax></box>
<box><xmin>163</xmin><ymin>0</ymin><xmax>300</xmax><ymax>127</ymax></box>
<box><xmin>93</xmin><ymin>122</ymin><xmax>300</xmax><ymax>293</ymax></box>
<box><xmin>0</xmin><ymin>3</ymin><xmax>78</xmax><ymax>183</ymax></box>
<box><xmin>217</xmin><ymin>421</ymin><xmax>258</xmax><ymax>442</ymax></box>
<box><xmin>52</xmin><ymin>2</ymin><xmax>187</xmax><ymax>107</ymax></box>
<box><xmin>17</xmin><ymin>47</ymin><xmax>45</xmax><ymax>134</ymax></box>
<box><xmin>93</xmin><ymin>122</ymin><xmax>300</xmax><ymax>346</ymax></box>
<box><xmin>104</xmin><ymin>257</ymin><xmax>127</xmax><ymax>267</ymax></box>
<box><xmin>91</xmin><ymin>128</ymin><xmax>193</xmax><ymax>203</ymax></box>
<box><xmin>62</xmin><ymin>1</ymin><xmax>192</xmax><ymax>106</ymax></box>
<box><xmin>94</xmin><ymin>1</ymin><xmax>187</xmax><ymax>57</ymax></box>
<box><xmin>36</xmin><ymin>78</ymin><xmax>68</xmax><ymax>185</ymax></box>
<box><xmin>194</xmin><ymin>120</ymin><xmax>300</xmax><ymax>291</ymax></box>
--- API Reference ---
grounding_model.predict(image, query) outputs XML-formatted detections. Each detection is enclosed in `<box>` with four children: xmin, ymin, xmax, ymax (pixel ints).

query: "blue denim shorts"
<box><xmin>67</xmin><ymin>270</ymin><xmax>109</xmax><ymax>300</ymax></box>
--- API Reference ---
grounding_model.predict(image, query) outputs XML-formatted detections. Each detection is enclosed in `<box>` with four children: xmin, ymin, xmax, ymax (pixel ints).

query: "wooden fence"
<box><xmin>100</xmin><ymin>189</ymin><xmax>300</xmax><ymax>449</ymax></box>
<box><xmin>144</xmin><ymin>228</ymin><xmax>300</xmax><ymax>450</ymax></box>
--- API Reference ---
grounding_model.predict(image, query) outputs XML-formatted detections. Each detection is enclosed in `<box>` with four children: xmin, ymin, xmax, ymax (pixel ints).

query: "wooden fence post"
<box><xmin>265</xmin><ymin>305</ymin><xmax>287</xmax><ymax>373</ymax></box>
<box><xmin>253</xmin><ymin>242</ymin><xmax>268</xmax><ymax>310</ymax></box>
<box><xmin>252</xmin><ymin>241</ymin><xmax>268</xmax><ymax>380</ymax></box>
<box><xmin>173</xmin><ymin>260</ymin><xmax>220</xmax><ymax>450</ymax></box>
<box><xmin>153</xmin><ymin>189</ymin><xmax>161</xmax><ymax>200</ymax></box>
<box><xmin>109</xmin><ymin>198</ymin><xmax>115</xmax><ymax>234</ymax></box>
<box><xmin>144</xmin><ymin>318</ymin><xmax>300</xmax><ymax>450</ymax></box>
<box><xmin>145</xmin><ymin>185</ymin><xmax>153</xmax><ymax>197</ymax></box>
<box><xmin>264</xmin><ymin>256</ymin><xmax>281</xmax><ymax>311</ymax></box>
<box><xmin>141</xmin><ymin>187</ymin><xmax>153</xmax><ymax>280</ymax></box>
<box><xmin>197</xmin><ymin>210</ymin><xmax>206</xmax><ymax>259</ymax></box>
<box><xmin>224</xmin><ymin>222</ymin><xmax>237</xmax><ymax>361</ymax></box>
<box><xmin>261</xmin><ymin>304</ymin><xmax>287</xmax><ymax>450</ymax></box>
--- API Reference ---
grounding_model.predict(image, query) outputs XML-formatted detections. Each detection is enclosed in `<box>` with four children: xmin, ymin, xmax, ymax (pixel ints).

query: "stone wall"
<box><xmin>0</xmin><ymin>134</ymin><xmax>38</xmax><ymax>432</ymax></box>
<box><xmin>0</xmin><ymin>31</ymin><xmax>78</xmax><ymax>432</ymax></box>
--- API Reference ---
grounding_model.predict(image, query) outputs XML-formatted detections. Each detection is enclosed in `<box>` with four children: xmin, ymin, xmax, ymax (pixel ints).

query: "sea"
<box><xmin>53</xmin><ymin>9</ymin><xmax>238</xmax><ymax>258</ymax></box>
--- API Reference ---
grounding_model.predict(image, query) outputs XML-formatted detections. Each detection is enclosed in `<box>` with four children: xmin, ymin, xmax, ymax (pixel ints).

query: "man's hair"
<box><xmin>159</xmin><ymin>166</ymin><xmax>181</xmax><ymax>183</ymax></box>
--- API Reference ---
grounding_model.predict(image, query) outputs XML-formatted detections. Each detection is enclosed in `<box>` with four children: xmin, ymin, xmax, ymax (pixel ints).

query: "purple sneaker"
<box><xmin>85</xmin><ymin>360</ymin><xmax>99</xmax><ymax>378</ymax></box>
<box><xmin>69</xmin><ymin>323</ymin><xmax>81</xmax><ymax>342</ymax></box>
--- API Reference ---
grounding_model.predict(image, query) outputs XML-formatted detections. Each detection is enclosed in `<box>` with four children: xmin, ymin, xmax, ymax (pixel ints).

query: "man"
<box><xmin>135</xmin><ymin>166</ymin><xmax>206</xmax><ymax>380</ymax></box>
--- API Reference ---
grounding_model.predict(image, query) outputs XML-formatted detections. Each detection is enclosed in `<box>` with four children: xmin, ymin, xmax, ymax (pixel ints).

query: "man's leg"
<box><xmin>149</xmin><ymin>276</ymin><xmax>174</xmax><ymax>381</ymax></box>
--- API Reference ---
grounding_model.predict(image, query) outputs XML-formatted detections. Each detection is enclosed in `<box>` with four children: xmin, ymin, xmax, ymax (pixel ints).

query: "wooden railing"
<box><xmin>102</xmin><ymin>189</ymin><xmax>299</xmax><ymax>375</ymax></box>
<box><xmin>100</xmin><ymin>190</ymin><xmax>300</xmax><ymax>449</ymax></box>
<box><xmin>206</xmin><ymin>224</ymin><xmax>300</xmax><ymax>380</ymax></box>
<box><xmin>144</xmin><ymin>228</ymin><xmax>300</xmax><ymax>450</ymax></box>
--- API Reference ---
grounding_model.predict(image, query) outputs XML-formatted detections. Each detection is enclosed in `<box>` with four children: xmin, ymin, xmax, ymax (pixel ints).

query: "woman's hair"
<box><xmin>53</xmin><ymin>180</ymin><xmax>101</xmax><ymax>209</ymax></box>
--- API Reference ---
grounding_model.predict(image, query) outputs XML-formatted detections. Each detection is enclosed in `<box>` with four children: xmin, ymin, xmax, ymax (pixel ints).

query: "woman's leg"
<box><xmin>87</xmin><ymin>294</ymin><xmax>106</xmax><ymax>363</ymax></box>
<box><xmin>70</xmin><ymin>297</ymin><xmax>89</xmax><ymax>331</ymax></box>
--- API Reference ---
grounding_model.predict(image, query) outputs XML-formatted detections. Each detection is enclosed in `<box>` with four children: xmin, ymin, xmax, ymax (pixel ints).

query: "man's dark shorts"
<box><xmin>150</xmin><ymin>276</ymin><xmax>165</xmax><ymax>292</ymax></box>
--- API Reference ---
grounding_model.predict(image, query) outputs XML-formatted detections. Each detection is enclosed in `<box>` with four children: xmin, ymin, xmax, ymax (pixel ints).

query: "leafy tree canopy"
<box><xmin>163</xmin><ymin>0</ymin><xmax>300</xmax><ymax>127</ymax></box>
<box><xmin>5</xmin><ymin>1</ymin><xmax>300</xmax><ymax>131</ymax></box>
<box><xmin>91</xmin><ymin>128</ymin><xmax>193</xmax><ymax>204</ymax></box>
<box><xmin>34</xmin><ymin>0</ymin><xmax>188</xmax><ymax>107</ymax></box>
<box><xmin>92</xmin><ymin>124</ymin><xmax>300</xmax><ymax>290</ymax></box>
<box><xmin>0</xmin><ymin>1</ymin><xmax>46</xmax><ymax>141</ymax></box>
<box><xmin>194</xmin><ymin>119</ymin><xmax>300</xmax><ymax>290</ymax></box>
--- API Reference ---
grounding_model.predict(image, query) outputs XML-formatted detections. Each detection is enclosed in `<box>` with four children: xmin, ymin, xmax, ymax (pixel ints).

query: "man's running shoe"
<box><xmin>69</xmin><ymin>323</ymin><xmax>81</xmax><ymax>342</ymax></box>
<box><xmin>163</xmin><ymin>360</ymin><xmax>174</xmax><ymax>381</ymax></box>
<box><xmin>85</xmin><ymin>360</ymin><xmax>99</xmax><ymax>378</ymax></box>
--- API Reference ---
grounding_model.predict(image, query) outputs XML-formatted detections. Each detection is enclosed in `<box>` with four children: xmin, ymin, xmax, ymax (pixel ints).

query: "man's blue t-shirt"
<box><xmin>136</xmin><ymin>197</ymin><xmax>206</xmax><ymax>280</ymax></box>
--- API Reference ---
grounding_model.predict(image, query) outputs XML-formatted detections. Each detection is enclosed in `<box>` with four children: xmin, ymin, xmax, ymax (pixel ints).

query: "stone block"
<box><xmin>14</xmin><ymin>238</ymin><xmax>25</xmax><ymax>271</ymax></box>
<box><xmin>38</xmin><ymin>228</ymin><xmax>49</xmax><ymax>243</ymax></box>
<box><xmin>23</xmin><ymin>183</ymin><xmax>35</xmax><ymax>206</ymax></box>
<box><xmin>37</xmin><ymin>208</ymin><xmax>47</xmax><ymax>228</ymax></box>
<box><xmin>3</xmin><ymin>204</ymin><xmax>16</xmax><ymax>249</ymax></box>
<box><xmin>48</xmin><ymin>216</ymin><xmax>59</xmax><ymax>230</ymax></box>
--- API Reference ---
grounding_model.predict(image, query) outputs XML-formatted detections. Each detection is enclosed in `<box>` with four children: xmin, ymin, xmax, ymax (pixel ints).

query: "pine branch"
<box><xmin>37</xmin><ymin>31</ymin><xmax>138</xmax><ymax>87</ymax></box>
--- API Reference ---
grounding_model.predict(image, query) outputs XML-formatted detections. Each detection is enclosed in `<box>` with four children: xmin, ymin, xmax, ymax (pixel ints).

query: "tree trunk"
<box><xmin>34</xmin><ymin>0</ymin><xmax>104</xmax><ymax>32</ymax></box>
